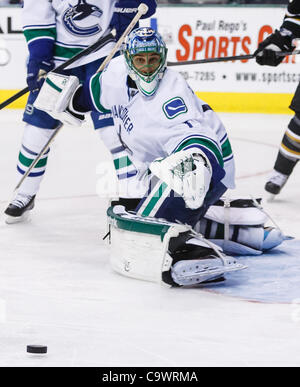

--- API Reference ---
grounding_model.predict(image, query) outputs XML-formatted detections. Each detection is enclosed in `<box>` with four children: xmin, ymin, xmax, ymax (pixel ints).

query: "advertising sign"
<box><xmin>0</xmin><ymin>5</ymin><xmax>297</xmax><ymax>112</ymax></box>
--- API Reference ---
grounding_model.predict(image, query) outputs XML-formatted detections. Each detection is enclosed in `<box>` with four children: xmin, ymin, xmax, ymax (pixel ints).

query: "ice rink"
<box><xmin>1</xmin><ymin>109</ymin><xmax>300</xmax><ymax>367</ymax></box>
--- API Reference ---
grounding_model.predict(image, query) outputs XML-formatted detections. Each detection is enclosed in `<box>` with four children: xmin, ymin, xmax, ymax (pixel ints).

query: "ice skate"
<box><xmin>4</xmin><ymin>194</ymin><xmax>35</xmax><ymax>224</ymax></box>
<box><xmin>265</xmin><ymin>170</ymin><xmax>289</xmax><ymax>201</ymax></box>
<box><xmin>167</xmin><ymin>233</ymin><xmax>245</xmax><ymax>286</ymax></box>
<box><xmin>170</xmin><ymin>253</ymin><xmax>241</xmax><ymax>286</ymax></box>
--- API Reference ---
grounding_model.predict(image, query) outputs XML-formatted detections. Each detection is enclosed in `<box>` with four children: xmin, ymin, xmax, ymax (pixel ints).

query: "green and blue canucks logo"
<box><xmin>163</xmin><ymin>97</ymin><xmax>188</xmax><ymax>119</ymax></box>
<box><xmin>63</xmin><ymin>0</ymin><xmax>102</xmax><ymax>37</ymax></box>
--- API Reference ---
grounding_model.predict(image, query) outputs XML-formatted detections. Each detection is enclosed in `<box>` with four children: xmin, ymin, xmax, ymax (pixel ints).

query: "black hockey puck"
<box><xmin>26</xmin><ymin>345</ymin><xmax>47</xmax><ymax>354</ymax></box>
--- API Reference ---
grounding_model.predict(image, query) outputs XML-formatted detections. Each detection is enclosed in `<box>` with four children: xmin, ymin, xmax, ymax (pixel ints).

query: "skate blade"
<box><xmin>5</xmin><ymin>212</ymin><xmax>31</xmax><ymax>225</ymax></box>
<box><xmin>171</xmin><ymin>262</ymin><xmax>246</xmax><ymax>286</ymax></box>
<box><xmin>266</xmin><ymin>193</ymin><xmax>277</xmax><ymax>203</ymax></box>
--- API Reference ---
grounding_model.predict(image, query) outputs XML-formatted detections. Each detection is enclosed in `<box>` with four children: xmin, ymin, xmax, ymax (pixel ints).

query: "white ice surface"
<box><xmin>1</xmin><ymin>110</ymin><xmax>300</xmax><ymax>367</ymax></box>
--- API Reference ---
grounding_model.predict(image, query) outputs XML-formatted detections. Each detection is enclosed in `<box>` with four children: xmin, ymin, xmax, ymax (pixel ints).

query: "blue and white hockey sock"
<box><xmin>16</xmin><ymin>123</ymin><xmax>55</xmax><ymax>197</ymax></box>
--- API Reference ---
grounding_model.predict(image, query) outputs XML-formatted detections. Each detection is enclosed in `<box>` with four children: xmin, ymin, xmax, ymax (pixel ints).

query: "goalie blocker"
<box><xmin>106</xmin><ymin>198</ymin><xmax>288</xmax><ymax>287</ymax></box>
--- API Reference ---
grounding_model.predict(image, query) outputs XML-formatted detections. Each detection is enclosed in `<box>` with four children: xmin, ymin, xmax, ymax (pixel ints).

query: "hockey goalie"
<box><xmin>33</xmin><ymin>27</ymin><xmax>288</xmax><ymax>287</ymax></box>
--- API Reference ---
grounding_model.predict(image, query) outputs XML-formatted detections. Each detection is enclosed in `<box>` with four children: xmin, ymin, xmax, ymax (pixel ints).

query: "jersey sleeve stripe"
<box><xmin>223</xmin><ymin>154</ymin><xmax>234</xmax><ymax>163</ymax></box>
<box><xmin>89</xmin><ymin>73</ymin><xmax>111</xmax><ymax>114</ymax></box>
<box><xmin>23</xmin><ymin>24</ymin><xmax>56</xmax><ymax>30</ymax></box>
<box><xmin>221</xmin><ymin>138</ymin><xmax>233</xmax><ymax>159</ymax></box>
<box><xmin>23</xmin><ymin>28</ymin><xmax>56</xmax><ymax>44</ymax></box>
<box><xmin>53</xmin><ymin>44</ymin><xmax>83</xmax><ymax>60</ymax></box>
<box><xmin>177</xmin><ymin>139</ymin><xmax>224</xmax><ymax>167</ymax></box>
<box><xmin>173</xmin><ymin>133</ymin><xmax>222</xmax><ymax>154</ymax></box>
<box><xmin>55</xmin><ymin>40</ymin><xmax>87</xmax><ymax>49</ymax></box>
<box><xmin>220</xmin><ymin>133</ymin><xmax>227</xmax><ymax>144</ymax></box>
<box><xmin>174</xmin><ymin>137</ymin><xmax>224</xmax><ymax>167</ymax></box>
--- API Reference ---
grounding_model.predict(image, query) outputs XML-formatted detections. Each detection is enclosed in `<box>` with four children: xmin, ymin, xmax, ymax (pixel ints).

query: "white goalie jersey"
<box><xmin>89</xmin><ymin>55</ymin><xmax>236</xmax><ymax>191</ymax></box>
<box><xmin>22</xmin><ymin>0</ymin><xmax>116</xmax><ymax>68</ymax></box>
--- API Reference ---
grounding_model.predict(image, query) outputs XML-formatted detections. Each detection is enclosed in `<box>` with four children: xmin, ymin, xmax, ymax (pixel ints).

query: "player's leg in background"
<box><xmin>265</xmin><ymin>83</ymin><xmax>300</xmax><ymax>197</ymax></box>
<box><xmin>4</xmin><ymin>91</ymin><xmax>61</xmax><ymax>223</ymax></box>
<box><xmin>5</xmin><ymin>59</ymin><xmax>101</xmax><ymax>223</ymax></box>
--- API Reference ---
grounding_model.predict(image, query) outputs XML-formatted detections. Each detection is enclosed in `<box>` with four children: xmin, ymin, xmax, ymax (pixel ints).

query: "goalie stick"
<box><xmin>95</xmin><ymin>3</ymin><xmax>149</xmax><ymax>73</ymax></box>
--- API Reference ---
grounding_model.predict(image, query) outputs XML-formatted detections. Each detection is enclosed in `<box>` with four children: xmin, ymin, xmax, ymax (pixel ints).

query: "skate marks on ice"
<box><xmin>201</xmin><ymin>240</ymin><xmax>300</xmax><ymax>303</ymax></box>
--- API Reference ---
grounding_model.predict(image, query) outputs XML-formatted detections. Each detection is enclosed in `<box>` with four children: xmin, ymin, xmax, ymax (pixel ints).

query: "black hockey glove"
<box><xmin>27</xmin><ymin>57</ymin><xmax>55</xmax><ymax>93</ymax></box>
<box><xmin>254</xmin><ymin>30</ymin><xmax>295</xmax><ymax>66</ymax></box>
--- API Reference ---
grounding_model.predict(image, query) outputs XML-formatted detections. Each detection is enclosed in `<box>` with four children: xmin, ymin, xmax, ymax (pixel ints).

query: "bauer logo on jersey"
<box><xmin>63</xmin><ymin>0</ymin><xmax>103</xmax><ymax>37</ymax></box>
<box><xmin>163</xmin><ymin>97</ymin><xmax>188</xmax><ymax>119</ymax></box>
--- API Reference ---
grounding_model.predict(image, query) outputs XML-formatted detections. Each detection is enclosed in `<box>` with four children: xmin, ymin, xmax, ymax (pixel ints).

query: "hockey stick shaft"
<box><xmin>0</xmin><ymin>30</ymin><xmax>116</xmax><ymax>110</ymax></box>
<box><xmin>96</xmin><ymin>3</ymin><xmax>149</xmax><ymax>73</ymax></box>
<box><xmin>276</xmin><ymin>49</ymin><xmax>300</xmax><ymax>56</ymax></box>
<box><xmin>167</xmin><ymin>54</ymin><xmax>254</xmax><ymax>66</ymax></box>
<box><xmin>167</xmin><ymin>50</ymin><xmax>300</xmax><ymax>67</ymax></box>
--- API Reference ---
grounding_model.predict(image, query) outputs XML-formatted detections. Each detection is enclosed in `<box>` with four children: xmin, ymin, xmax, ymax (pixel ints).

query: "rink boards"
<box><xmin>0</xmin><ymin>4</ymin><xmax>299</xmax><ymax>113</ymax></box>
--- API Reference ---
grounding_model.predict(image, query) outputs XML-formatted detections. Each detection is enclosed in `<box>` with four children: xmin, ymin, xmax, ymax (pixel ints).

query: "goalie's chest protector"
<box><xmin>106</xmin><ymin>66</ymin><xmax>204</xmax><ymax>166</ymax></box>
<box><xmin>111</xmin><ymin>93</ymin><xmax>171</xmax><ymax>164</ymax></box>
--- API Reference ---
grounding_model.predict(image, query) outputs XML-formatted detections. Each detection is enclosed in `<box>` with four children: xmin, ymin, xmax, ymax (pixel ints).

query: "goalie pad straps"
<box><xmin>194</xmin><ymin>197</ymin><xmax>287</xmax><ymax>255</ymax></box>
<box><xmin>223</xmin><ymin>197</ymin><xmax>231</xmax><ymax>242</ymax></box>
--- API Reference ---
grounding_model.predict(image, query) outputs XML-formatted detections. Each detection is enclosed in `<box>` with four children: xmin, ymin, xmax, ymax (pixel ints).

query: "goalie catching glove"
<box><xmin>150</xmin><ymin>148</ymin><xmax>212</xmax><ymax>210</ymax></box>
<box><xmin>34</xmin><ymin>72</ymin><xmax>85</xmax><ymax>126</ymax></box>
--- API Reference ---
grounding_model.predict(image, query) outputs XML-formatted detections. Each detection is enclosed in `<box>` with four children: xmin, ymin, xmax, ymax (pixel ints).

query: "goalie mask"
<box><xmin>123</xmin><ymin>27</ymin><xmax>168</xmax><ymax>97</ymax></box>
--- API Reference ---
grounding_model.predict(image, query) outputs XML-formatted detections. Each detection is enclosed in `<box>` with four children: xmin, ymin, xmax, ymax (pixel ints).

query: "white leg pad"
<box><xmin>108</xmin><ymin>206</ymin><xmax>189</xmax><ymax>285</ymax></box>
<box><xmin>107</xmin><ymin>206</ymin><xmax>246</xmax><ymax>286</ymax></box>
